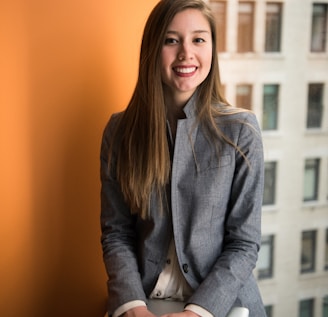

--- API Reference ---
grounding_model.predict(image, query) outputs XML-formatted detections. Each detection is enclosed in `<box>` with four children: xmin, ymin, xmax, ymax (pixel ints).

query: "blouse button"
<box><xmin>156</xmin><ymin>291</ymin><xmax>162</xmax><ymax>297</ymax></box>
<box><xmin>182</xmin><ymin>263</ymin><xmax>189</xmax><ymax>273</ymax></box>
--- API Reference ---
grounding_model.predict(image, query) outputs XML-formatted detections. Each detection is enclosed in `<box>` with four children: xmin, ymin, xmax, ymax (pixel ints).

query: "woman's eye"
<box><xmin>194</xmin><ymin>38</ymin><xmax>205</xmax><ymax>43</ymax></box>
<box><xmin>164</xmin><ymin>38</ymin><xmax>178</xmax><ymax>45</ymax></box>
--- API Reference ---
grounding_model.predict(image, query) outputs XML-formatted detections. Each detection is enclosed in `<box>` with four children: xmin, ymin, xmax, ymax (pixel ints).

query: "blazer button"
<box><xmin>182</xmin><ymin>264</ymin><xmax>189</xmax><ymax>273</ymax></box>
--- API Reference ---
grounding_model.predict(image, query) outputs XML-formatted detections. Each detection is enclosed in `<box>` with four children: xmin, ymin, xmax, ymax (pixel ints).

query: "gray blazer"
<box><xmin>100</xmin><ymin>97</ymin><xmax>266</xmax><ymax>317</ymax></box>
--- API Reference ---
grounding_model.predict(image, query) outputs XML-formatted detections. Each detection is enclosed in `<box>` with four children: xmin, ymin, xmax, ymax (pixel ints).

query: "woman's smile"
<box><xmin>173</xmin><ymin>66</ymin><xmax>198</xmax><ymax>76</ymax></box>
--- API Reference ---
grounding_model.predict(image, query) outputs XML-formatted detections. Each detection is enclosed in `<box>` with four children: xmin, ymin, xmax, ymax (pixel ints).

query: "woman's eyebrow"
<box><xmin>166</xmin><ymin>30</ymin><xmax>210</xmax><ymax>35</ymax></box>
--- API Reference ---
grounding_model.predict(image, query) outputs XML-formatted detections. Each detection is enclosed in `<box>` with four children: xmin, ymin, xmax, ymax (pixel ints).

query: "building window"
<box><xmin>264</xmin><ymin>305</ymin><xmax>273</xmax><ymax>317</ymax></box>
<box><xmin>301</xmin><ymin>230</ymin><xmax>316</xmax><ymax>273</ymax></box>
<box><xmin>238</xmin><ymin>2</ymin><xmax>255</xmax><ymax>52</ymax></box>
<box><xmin>209</xmin><ymin>1</ymin><xmax>226</xmax><ymax>52</ymax></box>
<box><xmin>307</xmin><ymin>83</ymin><xmax>324</xmax><ymax>129</ymax></box>
<box><xmin>263</xmin><ymin>161</ymin><xmax>277</xmax><ymax>205</ymax></box>
<box><xmin>236</xmin><ymin>84</ymin><xmax>252</xmax><ymax>109</ymax></box>
<box><xmin>265</xmin><ymin>2</ymin><xmax>283</xmax><ymax>52</ymax></box>
<box><xmin>311</xmin><ymin>3</ymin><xmax>327</xmax><ymax>52</ymax></box>
<box><xmin>303</xmin><ymin>158</ymin><xmax>320</xmax><ymax>202</ymax></box>
<box><xmin>323</xmin><ymin>296</ymin><xmax>328</xmax><ymax>317</ymax></box>
<box><xmin>257</xmin><ymin>235</ymin><xmax>274</xmax><ymax>279</ymax></box>
<box><xmin>263</xmin><ymin>84</ymin><xmax>279</xmax><ymax>130</ymax></box>
<box><xmin>325</xmin><ymin>229</ymin><xmax>328</xmax><ymax>270</ymax></box>
<box><xmin>299</xmin><ymin>298</ymin><xmax>314</xmax><ymax>317</ymax></box>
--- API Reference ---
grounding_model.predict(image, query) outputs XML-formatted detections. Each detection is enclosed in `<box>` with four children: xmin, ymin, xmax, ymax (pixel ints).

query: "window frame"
<box><xmin>262</xmin><ymin>84</ymin><xmax>280</xmax><ymax>131</ymax></box>
<box><xmin>307</xmin><ymin>83</ymin><xmax>324</xmax><ymax>129</ymax></box>
<box><xmin>237</xmin><ymin>1</ymin><xmax>255</xmax><ymax>52</ymax></box>
<box><xmin>325</xmin><ymin>229</ymin><xmax>328</xmax><ymax>271</ymax></box>
<box><xmin>303</xmin><ymin>158</ymin><xmax>320</xmax><ymax>202</ymax></box>
<box><xmin>264</xmin><ymin>305</ymin><xmax>273</xmax><ymax>317</ymax></box>
<box><xmin>323</xmin><ymin>295</ymin><xmax>328</xmax><ymax>317</ymax></box>
<box><xmin>209</xmin><ymin>0</ymin><xmax>227</xmax><ymax>52</ymax></box>
<box><xmin>263</xmin><ymin>161</ymin><xmax>277</xmax><ymax>205</ymax></box>
<box><xmin>301</xmin><ymin>230</ymin><xmax>317</xmax><ymax>274</ymax></box>
<box><xmin>265</xmin><ymin>2</ymin><xmax>283</xmax><ymax>52</ymax></box>
<box><xmin>310</xmin><ymin>3</ymin><xmax>328</xmax><ymax>53</ymax></box>
<box><xmin>299</xmin><ymin>298</ymin><xmax>315</xmax><ymax>317</ymax></box>
<box><xmin>257</xmin><ymin>235</ymin><xmax>274</xmax><ymax>279</ymax></box>
<box><xmin>236</xmin><ymin>84</ymin><xmax>253</xmax><ymax>109</ymax></box>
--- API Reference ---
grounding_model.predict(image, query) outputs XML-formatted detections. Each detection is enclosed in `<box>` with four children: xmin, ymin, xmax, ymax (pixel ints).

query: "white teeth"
<box><xmin>175</xmin><ymin>67</ymin><xmax>196</xmax><ymax>74</ymax></box>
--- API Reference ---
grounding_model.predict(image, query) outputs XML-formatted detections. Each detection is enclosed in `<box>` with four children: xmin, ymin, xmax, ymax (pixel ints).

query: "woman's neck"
<box><xmin>164</xmin><ymin>94</ymin><xmax>187</xmax><ymax>140</ymax></box>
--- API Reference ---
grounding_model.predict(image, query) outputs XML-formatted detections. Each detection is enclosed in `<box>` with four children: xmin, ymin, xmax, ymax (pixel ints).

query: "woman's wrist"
<box><xmin>123</xmin><ymin>306</ymin><xmax>154</xmax><ymax>317</ymax></box>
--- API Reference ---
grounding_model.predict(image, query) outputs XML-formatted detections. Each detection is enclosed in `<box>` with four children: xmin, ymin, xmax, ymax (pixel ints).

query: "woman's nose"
<box><xmin>178</xmin><ymin>42</ymin><xmax>193</xmax><ymax>61</ymax></box>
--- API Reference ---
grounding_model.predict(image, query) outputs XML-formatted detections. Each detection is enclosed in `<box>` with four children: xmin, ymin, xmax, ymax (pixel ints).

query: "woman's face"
<box><xmin>161</xmin><ymin>8</ymin><xmax>212</xmax><ymax>103</ymax></box>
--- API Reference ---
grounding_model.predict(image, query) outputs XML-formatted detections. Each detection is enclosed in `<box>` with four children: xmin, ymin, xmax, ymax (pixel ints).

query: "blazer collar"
<box><xmin>182</xmin><ymin>92</ymin><xmax>198</xmax><ymax>119</ymax></box>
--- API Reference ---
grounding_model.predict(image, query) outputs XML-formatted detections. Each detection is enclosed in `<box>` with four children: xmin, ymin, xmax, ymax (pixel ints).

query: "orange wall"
<box><xmin>0</xmin><ymin>1</ymin><xmax>158</xmax><ymax>316</ymax></box>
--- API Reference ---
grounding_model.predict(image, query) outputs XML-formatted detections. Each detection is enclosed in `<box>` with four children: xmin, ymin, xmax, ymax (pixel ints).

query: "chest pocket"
<box><xmin>193</xmin><ymin>130</ymin><xmax>232</xmax><ymax>172</ymax></box>
<box><xmin>195</xmin><ymin>152</ymin><xmax>231</xmax><ymax>172</ymax></box>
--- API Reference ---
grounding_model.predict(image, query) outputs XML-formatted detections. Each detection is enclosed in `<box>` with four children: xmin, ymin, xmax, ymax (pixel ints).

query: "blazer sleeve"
<box><xmin>100</xmin><ymin>116</ymin><xmax>147</xmax><ymax>315</ymax></box>
<box><xmin>187</xmin><ymin>112</ymin><xmax>264</xmax><ymax>317</ymax></box>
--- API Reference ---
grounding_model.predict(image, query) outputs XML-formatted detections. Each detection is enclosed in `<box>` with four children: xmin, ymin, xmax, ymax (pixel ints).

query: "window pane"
<box><xmin>263</xmin><ymin>84</ymin><xmax>279</xmax><ymax>130</ymax></box>
<box><xmin>307</xmin><ymin>83</ymin><xmax>324</xmax><ymax>128</ymax></box>
<box><xmin>265</xmin><ymin>305</ymin><xmax>273</xmax><ymax>317</ymax></box>
<box><xmin>301</xmin><ymin>231</ymin><xmax>316</xmax><ymax>273</ymax></box>
<box><xmin>265</xmin><ymin>3</ymin><xmax>282</xmax><ymax>52</ymax></box>
<box><xmin>236</xmin><ymin>84</ymin><xmax>252</xmax><ymax>109</ymax></box>
<box><xmin>209</xmin><ymin>1</ymin><xmax>227</xmax><ymax>52</ymax></box>
<box><xmin>311</xmin><ymin>4</ymin><xmax>327</xmax><ymax>52</ymax></box>
<box><xmin>258</xmin><ymin>235</ymin><xmax>274</xmax><ymax>279</ymax></box>
<box><xmin>238</xmin><ymin>2</ymin><xmax>254</xmax><ymax>52</ymax></box>
<box><xmin>325</xmin><ymin>229</ymin><xmax>328</xmax><ymax>270</ymax></box>
<box><xmin>299</xmin><ymin>299</ymin><xmax>314</xmax><ymax>317</ymax></box>
<box><xmin>303</xmin><ymin>159</ymin><xmax>320</xmax><ymax>201</ymax></box>
<box><xmin>323</xmin><ymin>295</ymin><xmax>328</xmax><ymax>317</ymax></box>
<box><xmin>263</xmin><ymin>161</ymin><xmax>277</xmax><ymax>205</ymax></box>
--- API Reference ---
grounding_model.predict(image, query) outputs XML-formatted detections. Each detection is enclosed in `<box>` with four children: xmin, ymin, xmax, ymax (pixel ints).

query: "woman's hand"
<box><xmin>123</xmin><ymin>306</ymin><xmax>157</xmax><ymax>317</ymax></box>
<box><xmin>161</xmin><ymin>311</ymin><xmax>200</xmax><ymax>317</ymax></box>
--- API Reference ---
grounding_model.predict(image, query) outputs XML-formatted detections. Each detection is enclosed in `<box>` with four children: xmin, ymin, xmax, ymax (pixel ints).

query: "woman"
<box><xmin>100</xmin><ymin>0</ymin><xmax>266</xmax><ymax>316</ymax></box>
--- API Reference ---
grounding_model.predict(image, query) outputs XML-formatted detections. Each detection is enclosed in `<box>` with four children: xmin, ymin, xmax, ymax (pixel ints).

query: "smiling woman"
<box><xmin>100</xmin><ymin>1</ymin><xmax>266</xmax><ymax>317</ymax></box>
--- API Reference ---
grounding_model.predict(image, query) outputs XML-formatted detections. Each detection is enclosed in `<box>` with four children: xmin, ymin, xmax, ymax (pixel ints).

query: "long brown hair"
<box><xmin>110</xmin><ymin>0</ymin><xmax>243</xmax><ymax>218</ymax></box>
